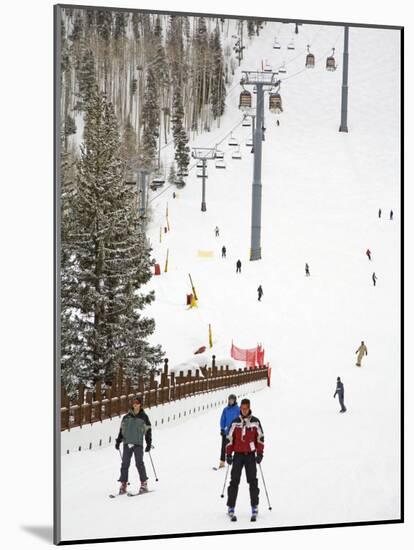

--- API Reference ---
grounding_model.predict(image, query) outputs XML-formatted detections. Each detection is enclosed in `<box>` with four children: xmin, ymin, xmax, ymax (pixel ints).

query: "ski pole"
<box><xmin>220</xmin><ymin>464</ymin><xmax>230</xmax><ymax>498</ymax></box>
<box><xmin>258</xmin><ymin>463</ymin><xmax>272</xmax><ymax>510</ymax></box>
<box><xmin>148</xmin><ymin>451</ymin><xmax>159</xmax><ymax>481</ymax></box>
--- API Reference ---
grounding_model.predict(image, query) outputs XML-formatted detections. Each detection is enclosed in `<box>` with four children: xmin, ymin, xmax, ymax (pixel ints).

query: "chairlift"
<box><xmin>273</xmin><ymin>38</ymin><xmax>281</xmax><ymax>50</ymax></box>
<box><xmin>269</xmin><ymin>92</ymin><xmax>283</xmax><ymax>114</ymax></box>
<box><xmin>242</xmin><ymin>118</ymin><xmax>251</xmax><ymax>127</ymax></box>
<box><xmin>326</xmin><ymin>48</ymin><xmax>337</xmax><ymax>71</ymax></box>
<box><xmin>228</xmin><ymin>135</ymin><xmax>239</xmax><ymax>147</ymax></box>
<box><xmin>305</xmin><ymin>45</ymin><xmax>315</xmax><ymax>68</ymax></box>
<box><xmin>196</xmin><ymin>160</ymin><xmax>204</xmax><ymax>168</ymax></box>
<box><xmin>175</xmin><ymin>179</ymin><xmax>185</xmax><ymax>189</ymax></box>
<box><xmin>215</xmin><ymin>150</ymin><xmax>224</xmax><ymax>159</ymax></box>
<box><xmin>177</xmin><ymin>169</ymin><xmax>188</xmax><ymax>177</ymax></box>
<box><xmin>245</xmin><ymin>138</ymin><xmax>254</xmax><ymax>147</ymax></box>
<box><xmin>215</xmin><ymin>159</ymin><xmax>226</xmax><ymax>169</ymax></box>
<box><xmin>287</xmin><ymin>40</ymin><xmax>295</xmax><ymax>50</ymax></box>
<box><xmin>150</xmin><ymin>175</ymin><xmax>165</xmax><ymax>190</ymax></box>
<box><xmin>232</xmin><ymin>147</ymin><xmax>242</xmax><ymax>160</ymax></box>
<box><xmin>253</xmin><ymin>85</ymin><xmax>257</xmax><ymax>94</ymax></box>
<box><xmin>239</xmin><ymin>90</ymin><xmax>252</xmax><ymax>111</ymax></box>
<box><xmin>264</xmin><ymin>63</ymin><xmax>272</xmax><ymax>73</ymax></box>
<box><xmin>197</xmin><ymin>169</ymin><xmax>208</xmax><ymax>178</ymax></box>
<box><xmin>278</xmin><ymin>62</ymin><xmax>287</xmax><ymax>74</ymax></box>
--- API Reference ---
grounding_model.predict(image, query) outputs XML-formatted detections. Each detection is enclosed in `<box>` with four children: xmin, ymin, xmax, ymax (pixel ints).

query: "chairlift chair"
<box><xmin>245</xmin><ymin>138</ymin><xmax>254</xmax><ymax>147</ymax></box>
<box><xmin>239</xmin><ymin>90</ymin><xmax>252</xmax><ymax>111</ymax></box>
<box><xmin>287</xmin><ymin>40</ymin><xmax>295</xmax><ymax>50</ymax></box>
<box><xmin>232</xmin><ymin>147</ymin><xmax>242</xmax><ymax>160</ymax></box>
<box><xmin>273</xmin><ymin>37</ymin><xmax>281</xmax><ymax>49</ymax></box>
<box><xmin>305</xmin><ymin>45</ymin><xmax>315</xmax><ymax>68</ymax></box>
<box><xmin>196</xmin><ymin>160</ymin><xmax>204</xmax><ymax>168</ymax></box>
<box><xmin>326</xmin><ymin>48</ymin><xmax>337</xmax><ymax>71</ymax></box>
<box><xmin>228</xmin><ymin>136</ymin><xmax>239</xmax><ymax>147</ymax></box>
<box><xmin>242</xmin><ymin>118</ymin><xmax>252</xmax><ymax>127</ymax></box>
<box><xmin>215</xmin><ymin>160</ymin><xmax>226</xmax><ymax>169</ymax></box>
<box><xmin>269</xmin><ymin>92</ymin><xmax>283</xmax><ymax>114</ymax></box>
<box><xmin>278</xmin><ymin>63</ymin><xmax>287</xmax><ymax>74</ymax></box>
<box><xmin>197</xmin><ymin>169</ymin><xmax>208</xmax><ymax>178</ymax></box>
<box><xmin>264</xmin><ymin>63</ymin><xmax>272</xmax><ymax>73</ymax></box>
<box><xmin>215</xmin><ymin>150</ymin><xmax>224</xmax><ymax>159</ymax></box>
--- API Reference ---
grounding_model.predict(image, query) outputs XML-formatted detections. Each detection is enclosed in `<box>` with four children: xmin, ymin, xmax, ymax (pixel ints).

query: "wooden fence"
<box><xmin>61</xmin><ymin>356</ymin><xmax>269</xmax><ymax>431</ymax></box>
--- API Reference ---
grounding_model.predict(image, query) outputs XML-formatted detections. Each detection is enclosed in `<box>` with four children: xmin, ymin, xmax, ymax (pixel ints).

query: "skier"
<box><xmin>236</xmin><ymin>259</ymin><xmax>242</xmax><ymax>273</ymax></box>
<box><xmin>222</xmin><ymin>245</ymin><xmax>227</xmax><ymax>258</ymax></box>
<box><xmin>366</xmin><ymin>249</ymin><xmax>372</xmax><ymax>261</ymax></box>
<box><xmin>305</xmin><ymin>263</ymin><xmax>310</xmax><ymax>277</ymax></box>
<box><xmin>333</xmin><ymin>376</ymin><xmax>347</xmax><ymax>413</ymax></box>
<box><xmin>115</xmin><ymin>395</ymin><xmax>152</xmax><ymax>495</ymax></box>
<box><xmin>276</xmin><ymin>119</ymin><xmax>280</xmax><ymax>127</ymax></box>
<box><xmin>390</xmin><ymin>210</ymin><xmax>394</xmax><ymax>220</ymax></box>
<box><xmin>378</xmin><ymin>208</ymin><xmax>382</xmax><ymax>218</ymax></box>
<box><xmin>257</xmin><ymin>285</ymin><xmax>263</xmax><ymax>301</ymax></box>
<box><xmin>173</xmin><ymin>191</ymin><xmax>176</xmax><ymax>199</ymax></box>
<box><xmin>217</xmin><ymin>394</ymin><xmax>240</xmax><ymax>469</ymax></box>
<box><xmin>355</xmin><ymin>341</ymin><xmax>368</xmax><ymax>367</ymax></box>
<box><xmin>215</xmin><ymin>226</ymin><xmax>220</xmax><ymax>237</ymax></box>
<box><xmin>226</xmin><ymin>398</ymin><xmax>264</xmax><ymax>521</ymax></box>
<box><xmin>372</xmin><ymin>272</ymin><xmax>378</xmax><ymax>286</ymax></box>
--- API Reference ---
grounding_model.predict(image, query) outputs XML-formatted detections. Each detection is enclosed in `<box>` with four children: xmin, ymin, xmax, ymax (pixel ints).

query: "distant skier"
<box><xmin>215</xmin><ymin>226</ymin><xmax>220</xmax><ymax>237</ymax></box>
<box><xmin>115</xmin><ymin>396</ymin><xmax>152</xmax><ymax>495</ymax></box>
<box><xmin>276</xmin><ymin>119</ymin><xmax>280</xmax><ymax>127</ymax></box>
<box><xmin>257</xmin><ymin>285</ymin><xmax>263</xmax><ymax>301</ymax></box>
<box><xmin>333</xmin><ymin>377</ymin><xmax>347</xmax><ymax>413</ymax></box>
<box><xmin>366</xmin><ymin>249</ymin><xmax>372</xmax><ymax>261</ymax></box>
<box><xmin>305</xmin><ymin>263</ymin><xmax>310</xmax><ymax>277</ymax></box>
<box><xmin>390</xmin><ymin>210</ymin><xmax>394</xmax><ymax>220</ymax></box>
<box><xmin>173</xmin><ymin>191</ymin><xmax>176</xmax><ymax>199</ymax></box>
<box><xmin>372</xmin><ymin>272</ymin><xmax>377</xmax><ymax>286</ymax></box>
<box><xmin>236</xmin><ymin>259</ymin><xmax>242</xmax><ymax>273</ymax></box>
<box><xmin>222</xmin><ymin>246</ymin><xmax>227</xmax><ymax>258</ymax></box>
<box><xmin>355</xmin><ymin>341</ymin><xmax>368</xmax><ymax>367</ymax></box>
<box><xmin>217</xmin><ymin>394</ymin><xmax>240</xmax><ymax>469</ymax></box>
<box><xmin>378</xmin><ymin>208</ymin><xmax>382</xmax><ymax>218</ymax></box>
<box><xmin>226</xmin><ymin>398</ymin><xmax>264</xmax><ymax>520</ymax></box>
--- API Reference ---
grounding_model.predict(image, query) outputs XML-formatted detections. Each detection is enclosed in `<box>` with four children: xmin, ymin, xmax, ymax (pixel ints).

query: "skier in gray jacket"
<box><xmin>333</xmin><ymin>377</ymin><xmax>347</xmax><ymax>413</ymax></box>
<box><xmin>115</xmin><ymin>395</ymin><xmax>152</xmax><ymax>494</ymax></box>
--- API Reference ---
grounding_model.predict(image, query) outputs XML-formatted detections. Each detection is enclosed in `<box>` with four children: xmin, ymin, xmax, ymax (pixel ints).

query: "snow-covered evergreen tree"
<box><xmin>172</xmin><ymin>86</ymin><xmax>190</xmax><ymax>176</ymax></box>
<box><xmin>210</xmin><ymin>27</ymin><xmax>226</xmax><ymax>120</ymax></box>
<box><xmin>62</xmin><ymin>90</ymin><xmax>163</xmax><ymax>392</ymax></box>
<box><xmin>140</xmin><ymin>66</ymin><xmax>160</xmax><ymax>169</ymax></box>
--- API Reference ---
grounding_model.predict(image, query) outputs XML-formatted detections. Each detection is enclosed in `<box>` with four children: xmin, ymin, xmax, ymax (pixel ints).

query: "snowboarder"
<box><xmin>366</xmin><ymin>249</ymin><xmax>372</xmax><ymax>261</ymax></box>
<box><xmin>215</xmin><ymin>226</ymin><xmax>220</xmax><ymax>237</ymax></box>
<box><xmin>115</xmin><ymin>396</ymin><xmax>152</xmax><ymax>495</ymax></box>
<box><xmin>355</xmin><ymin>341</ymin><xmax>368</xmax><ymax>367</ymax></box>
<box><xmin>236</xmin><ymin>259</ymin><xmax>242</xmax><ymax>273</ymax></box>
<box><xmin>217</xmin><ymin>394</ymin><xmax>240</xmax><ymax>469</ymax></box>
<box><xmin>305</xmin><ymin>263</ymin><xmax>310</xmax><ymax>277</ymax></box>
<box><xmin>372</xmin><ymin>272</ymin><xmax>377</xmax><ymax>286</ymax></box>
<box><xmin>378</xmin><ymin>208</ymin><xmax>382</xmax><ymax>218</ymax></box>
<box><xmin>390</xmin><ymin>210</ymin><xmax>394</xmax><ymax>220</ymax></box>
<box><xmin>333</xmin><ymin>377</ymin><xmax>347</xmax><ymax>413</ymax></box>
<box><xmin>226</xmin><ymin>398</ymin><xmax>264</xmax><ymax>520</ymax></box>
<box><xmin>222</xmin><ymin>245</ymin><xmax>227</xmax><ymax>258</ymax></box>
<box><xmin>257</xmin><ymin>285</ymin><xmax>263</xmax><ymax>301</ymax></box>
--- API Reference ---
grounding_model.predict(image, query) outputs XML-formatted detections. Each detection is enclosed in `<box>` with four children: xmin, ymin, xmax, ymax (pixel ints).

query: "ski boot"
<box><xmin>139</xmin><ymin>480</ymin><xmax>149</xmax><ymax>494</ymax></box>
<box><xmin>227</xmin><ymin>507</ymin><xmax>237</xmax><ymax>521</ymax></box>
<box><xmin>251</xmin><ymin>506</ymin><xmax>258</xmax><ymax>522</ymax></box>
<box><xmin>119</xmin><ymin>481</ymin><xmax>127</xmax><ymax>495</ymax></box>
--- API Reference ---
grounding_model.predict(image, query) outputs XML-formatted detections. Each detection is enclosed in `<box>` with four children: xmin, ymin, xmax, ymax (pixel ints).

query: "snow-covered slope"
<box><xmin>61</xmin><ymin>20</ymin><xmax>401</xmax><ymax>541</ymax></box>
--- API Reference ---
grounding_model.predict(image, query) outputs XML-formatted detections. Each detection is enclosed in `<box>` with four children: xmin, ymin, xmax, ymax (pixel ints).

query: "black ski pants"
<box><xmin>227</xmin><ymin>452</ymin><xmax>259</xmax><ymax>507</ymax></box>
<box><xmin>119</xmin><ymin>444</ymin><xmax>148</xmax><ymax>483</ymax></box>
<box><xmin>220</xmin><ymin>434</ymin><xmax>227</xmax><ymax>462</ymax></box>
<box><xmin>338</xmin><ymin>393</ymin><xmax>347</xmax><ymax>412</ymax></box>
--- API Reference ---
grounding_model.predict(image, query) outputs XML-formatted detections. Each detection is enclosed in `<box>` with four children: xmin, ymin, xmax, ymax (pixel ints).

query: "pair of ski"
<box><xmin>109</xmin><ymin>490</ymin><xmax>154</xmax><ymax>499</ymax></box>
<box><xmin>228</xmin><ymin>511</ymin><xmax>258</xmax><ymax>522</ymax></box>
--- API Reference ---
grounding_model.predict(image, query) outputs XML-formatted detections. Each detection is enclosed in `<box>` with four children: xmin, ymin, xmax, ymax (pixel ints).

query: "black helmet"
<box><xmin>228</xmin><ymin>394</ymin><xmax>237</xmax><ymax>403</ymax></box>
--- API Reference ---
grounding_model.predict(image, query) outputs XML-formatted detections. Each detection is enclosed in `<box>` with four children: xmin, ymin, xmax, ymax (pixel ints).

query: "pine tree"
<box><xmin>247</xmin><ymin>20</ymin><xmax>255</xmax><ymax>38</ymax></box>
<box><xmin>168</xmin><ymin>163</ymin><xmax>176</xmax><ymax>184</ymax></box>
<box><xmin>210</xmin><ymin>27</ymin><xmax>226</xmax><ymax>119</ymax></box>
<box><xmin>140</xmin><ymin>66</ymin><xmax>160</xmax><ymax>169</ymax></box>
<box><xmin>172</xmin><ymin>86</ymin><xmax>190</xmax><ymax>176</ymax></box>
<box><xmin>76</xmin><ymin>47</ymin><xmax>96</xmax><ymax>108</ymax></box>
<box><xmin>62</xmin><ymin>90</ymin><xmax>163</xmax><ymax>392</ymax></box>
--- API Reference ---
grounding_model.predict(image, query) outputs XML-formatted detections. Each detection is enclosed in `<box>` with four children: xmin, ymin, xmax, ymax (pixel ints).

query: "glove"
<box><xmin>256</xmin><ymin>453</ymin><xmax>263</xmax><ymax>464</ymax></box>
<box><xmin>115</xmin><ymin>440</ymin><xmax>121</xmax><ymax>450</ymax></box>
<box><xmin>226</xmin><ymin>455</ymin><xmax>233</xmax><ymax>465</ymax></box>
<box><xmin>145</xmin><ymin>443</ymin><xmax>151</xmax><ymax>453</ymax></box>
<box><xmin>220</xmin><ymin>429</ymin><xmax>226</xmax><ymax>437</ymax></box>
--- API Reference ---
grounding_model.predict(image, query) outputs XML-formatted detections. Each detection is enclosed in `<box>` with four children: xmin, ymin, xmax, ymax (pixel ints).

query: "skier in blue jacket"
<box><xmin>217</xmin><ymin>394</ymin><xmax>240</xmax><ymax>469</ymax></box>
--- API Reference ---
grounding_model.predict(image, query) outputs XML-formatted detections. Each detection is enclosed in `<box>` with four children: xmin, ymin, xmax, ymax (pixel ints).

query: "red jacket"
<box><xmin>226</xmin><ymin>412</ymin><xmax>264</xmax><ymax>455</ymax></box>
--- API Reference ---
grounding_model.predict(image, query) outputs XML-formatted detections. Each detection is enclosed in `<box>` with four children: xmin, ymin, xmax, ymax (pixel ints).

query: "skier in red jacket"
<box><xmin>225</xmin><ymin>398</ymin><xmax>264</xmax><ymax>519</ymax></box>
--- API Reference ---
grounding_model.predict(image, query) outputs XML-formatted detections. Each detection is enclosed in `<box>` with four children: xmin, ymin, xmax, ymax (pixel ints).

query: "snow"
<box><xmin>60</xmin><ymin>20</ymin><xmax>401</xmax><ymax>541</ymax></box>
